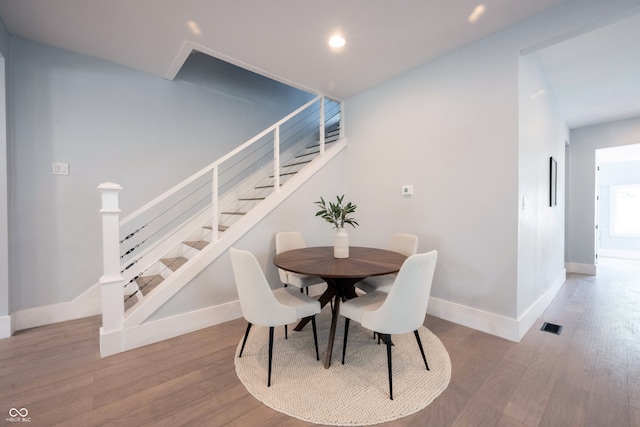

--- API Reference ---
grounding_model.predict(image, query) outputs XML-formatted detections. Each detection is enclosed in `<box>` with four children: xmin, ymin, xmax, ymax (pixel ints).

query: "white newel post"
<box><xmin>98</xmin><ymin>182</ymin><xmax>125</xmax><ymax>357</ymax></box>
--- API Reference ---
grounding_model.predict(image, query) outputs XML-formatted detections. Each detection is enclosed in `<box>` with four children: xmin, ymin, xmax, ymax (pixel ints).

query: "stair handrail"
<box><xmin>120</xmin><ymin>95</ymin><xmax>323</xmax><ymax>227</ymax></box>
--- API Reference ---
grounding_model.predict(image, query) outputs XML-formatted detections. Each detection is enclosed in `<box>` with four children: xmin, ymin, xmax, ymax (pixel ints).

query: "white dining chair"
<box><xmin>276</xmin><ymin>231</ymin><xmax>326</xmax><ymax>295</ymax></box>
<box><xmin>356</xmin><ymin>233</ymin><xmax>419</xmax><ymax>294</ymax></box>
<box><xmin>230</xmin><ymin>247</ymin><xmax>321</xmax><ymax>387</ymax></box>
<box><xmin>340</xmin><ymin>250</ymin><xmax>438</xmax><ymax>400</ymax></box>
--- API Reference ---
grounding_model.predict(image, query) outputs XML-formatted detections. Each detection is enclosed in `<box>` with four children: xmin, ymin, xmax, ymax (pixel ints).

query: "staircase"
<box><xmin>98</xmin><ymin>96</ymin><xmax>344</xmax><ymax>356</ymax></box>
<box><xmin>121</xmin><ymin>122</ymin><xmax>341</xmax><ymax>313</ymax></box>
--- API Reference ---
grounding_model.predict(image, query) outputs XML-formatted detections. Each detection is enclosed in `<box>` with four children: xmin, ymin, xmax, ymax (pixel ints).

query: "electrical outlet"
<box><xmin>402</xmin><ymin>185</ymin><xmax>413</xmax><ymax>196</ymax></box>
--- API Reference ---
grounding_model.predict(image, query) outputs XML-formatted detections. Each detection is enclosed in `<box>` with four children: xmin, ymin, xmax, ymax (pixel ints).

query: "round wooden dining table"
<box><xmin>273</xmin><ymin>246</ymin><xmax>407</xmax><ymax>368</ymax></box>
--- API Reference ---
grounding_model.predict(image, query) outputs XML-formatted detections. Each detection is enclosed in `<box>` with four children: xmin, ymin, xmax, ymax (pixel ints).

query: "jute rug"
<box><xmin>234</xmin><ymin>309</ymin><xmax>451</xmax><ymax>425</ymax></box>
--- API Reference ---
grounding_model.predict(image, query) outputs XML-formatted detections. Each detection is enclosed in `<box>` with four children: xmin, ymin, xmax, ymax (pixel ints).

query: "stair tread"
<box><xmin>283</xmin><ymin>160</ymin><xmax>311</xmax><ymax>167</ymax></box>
<box><xmin>306</xmin><ymin>137</ymin><xmax>338</xmax><ymax>149</ymax></box>
<box><xmin>160</xmin><ymin>257</ymin><xmax>189</xmax><ymax>271</ymax></box>
<box><xmin>136</xmin><ymin>275</ymin><xmax>164</xmax><ymax>295</ymax></box>
<box><xmin>124</xmin><ymin>294</ymin><xmax>138</xmax><ymax>311</ymax></box>
<box><xmin>184</xmin><ymin>240</ymin><xmax>209</xmax><ymax>250</ymax></box>
<box><xmin>269</xmin><ymin>171</ymin><xmax>297</xmax><ymax>178</ymax></box>
<box><xmin>203</xmin><ymin>225</ymin><xmax>229</xmax><ymax>231</ymax></box>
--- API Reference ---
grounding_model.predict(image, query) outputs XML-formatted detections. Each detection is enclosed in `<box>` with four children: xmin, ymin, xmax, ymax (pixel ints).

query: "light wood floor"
<box><xmin>1</xmin><ymin>257</ymin><xmax>639</xmax><ymax>426</ymax></box>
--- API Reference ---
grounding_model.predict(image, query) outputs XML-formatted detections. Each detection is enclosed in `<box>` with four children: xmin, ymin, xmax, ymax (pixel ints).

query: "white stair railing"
<box><xmin>98</xmin><ymin>95</ymin><xmax>342</xmax><ymax>356</ymax></box>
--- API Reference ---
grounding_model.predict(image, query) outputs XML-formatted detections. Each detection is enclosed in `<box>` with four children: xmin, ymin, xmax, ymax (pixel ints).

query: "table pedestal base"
<box><xmin>294</xmin><ymin>277</ymin><xmax>362</xmax><ymax>368</ymax></box>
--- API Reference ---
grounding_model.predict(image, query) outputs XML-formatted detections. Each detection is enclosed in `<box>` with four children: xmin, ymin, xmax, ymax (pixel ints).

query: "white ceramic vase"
<box><xmin>334</xmin><ymin>227</ymin><xmax>349</xmax><ymax>258</ymax></box>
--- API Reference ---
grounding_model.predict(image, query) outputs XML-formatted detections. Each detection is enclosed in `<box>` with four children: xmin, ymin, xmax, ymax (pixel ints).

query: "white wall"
<box><xmin>568</xmin><ymin>117</ymin><xmax>640</xmax><ymax>267</ymax></box>
<box><xmin>7</xmin><ymin>38</ymin><xmax>313</xmax><ymax>312</ymax></box>
<box><xmin>0</xmin><ymin>18</ymin><xmax>10</xmax><ymax>333</ymax></box>
<box><xmin>517</xmin><ymin>53</ymin><xmax>568</xmax><ymax>316</ymax></box>
<box><xmin>344</xmin><ymin>32</ymin><xmax>520</xmax><ymax>319</ymax></box>
<box><xmin>343</xmin><ymin>0</ymin><xmax>634</xmax><ymax>338</ymax></box>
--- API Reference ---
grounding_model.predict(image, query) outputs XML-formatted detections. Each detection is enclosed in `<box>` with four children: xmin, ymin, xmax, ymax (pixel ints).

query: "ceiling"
<box><xmin>534</xmin><ymin>12</ymin><xmax>640</xmax><ymax>129</ymax></box>
<box><xmin>0</xmin><ymin>0</ymin><xmax>638</xmax><ymax>129</ymax></box>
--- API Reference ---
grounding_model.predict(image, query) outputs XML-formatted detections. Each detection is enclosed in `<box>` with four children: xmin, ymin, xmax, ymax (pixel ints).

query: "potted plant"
<box><xmin>315</xmin><ymin>195</ymin><xmax>358</xmax><ymax>258</ymax></box>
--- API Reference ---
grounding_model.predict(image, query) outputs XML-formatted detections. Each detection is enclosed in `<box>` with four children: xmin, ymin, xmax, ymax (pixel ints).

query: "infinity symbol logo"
<box><xmin>9</xmin><ymin>408</ymin><xmax>28</xmax><ymax>417</ymax></box>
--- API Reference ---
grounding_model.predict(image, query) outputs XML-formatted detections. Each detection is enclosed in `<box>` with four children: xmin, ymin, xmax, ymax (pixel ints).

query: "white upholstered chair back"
<box><xmin>275</xmin><ymin>231</ymin><xmax>307</xmax><ymax>283</ymax></box>
<box><xmin>229</xmin><ymin>247</ymin><xmax>296</xmax><ymax>327</ymax></box>
<box><xmin>388</xmin><ymin>233</ymin><xmax>419</xmax><ymax>257</ymax></box>
<box><xmin>362</xmin><ymin>250</ymin><xmax>438</xmax><ymax>335</ymax></box>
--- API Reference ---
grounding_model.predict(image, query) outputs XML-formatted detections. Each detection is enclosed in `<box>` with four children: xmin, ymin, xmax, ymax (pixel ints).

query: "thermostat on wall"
<box><xmin>402</xmin><ymin>185</ymin><xmax>413</xmax><ymax>196</ymax></box>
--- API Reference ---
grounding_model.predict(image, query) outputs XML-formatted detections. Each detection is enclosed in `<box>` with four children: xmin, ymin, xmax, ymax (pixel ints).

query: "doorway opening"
<box><xmin>595</xmin><ymin>143</ymin><xmax>640</xmax><ymax>262</ymax></box>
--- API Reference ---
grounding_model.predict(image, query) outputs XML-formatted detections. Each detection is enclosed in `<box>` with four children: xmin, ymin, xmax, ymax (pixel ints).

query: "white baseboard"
<box><xmin>13</xmin><ymin>297</ymin><xmax>102</xmax><ymax>331</ymax></box>
<box><xmin>516</xmin><ymin>269</ymin><xmax>566</xmax><ymax>341</ymax></box>
<box><xmin>598</xmin><ymin>249</ymin><xmax>640</xmax><ymax>260</ymax></box>
<box><xmin>121</xmin><ymin>300</ymin><xmax>242</xmax><ymax>353</ymax></box>
<box><xmin>0</xmin><ymin>314</ymin><xmax>12</xmax><ymax>339</ymax></box>
<box><xmin>102</xmin><ymin>284</ymin><xmax>327</xmax><ymax>356</ymax></box>
<box><xmin>428</xmin><ymin>269</ymin><xmax>566</xmax><ymax>342</ymax></box>
<box><xmin>565</xmin><ymin>262</ymin><xmax>597</xmax><ymax>275</ymax></box>
<box><xmin>428</xmin><ymin>297</ymin><xmax>520</xmax><ymax>342</ymax></box>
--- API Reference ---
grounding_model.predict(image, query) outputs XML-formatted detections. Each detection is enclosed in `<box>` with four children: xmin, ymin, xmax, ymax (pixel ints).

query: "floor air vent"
<box><xmin>541</xmin><ymin>322</ymin><xmax>563</xmax><ymax>335</ymax></box>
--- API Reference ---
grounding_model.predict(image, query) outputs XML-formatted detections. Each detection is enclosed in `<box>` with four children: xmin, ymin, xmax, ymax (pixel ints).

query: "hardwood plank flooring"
<box><xmin>1</xmin><ymin>256</ymin><xmax>638</xmax><ymax>426</ymax></box>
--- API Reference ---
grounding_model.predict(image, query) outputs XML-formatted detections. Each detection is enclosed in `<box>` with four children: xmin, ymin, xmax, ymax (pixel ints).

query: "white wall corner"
<box><xmin>0</xmin><ymin>314</ymin><xmax>13</xmax><ymax>339</ymax></box>
<box><xmin>565</xmin><ymin>262</ymin><xmax>596</xmax><ymax>275</ymax></box>
<box><xmin>427</xmin><ymin>297</ymin><xmax>521</xmax><ymax>342</ymax></box>
<box><xmin>516</xmin><ymin>269</ymin><xmax>566</xmax><ymax>341</ymax></box>
<box><xmin>13</xmin><ymin>298</ymin><xmax>101</xmax><ymax>331</ymax></box>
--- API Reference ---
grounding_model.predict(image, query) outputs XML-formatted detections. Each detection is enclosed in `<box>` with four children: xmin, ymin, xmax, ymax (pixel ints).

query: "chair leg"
<box><xmin>285</xmin><ymin>324</ymin><xmax>288</xmax><ymax>339</ymax></box>
<box><xmin>268</xmin><ymin>326</ymin><xmax>274</xmax><ymax>387</ymax></box>
<box><xmin>239</xmin><ymin>322</ymin><xmax>252</xmax><ymax>357</ymax></box>
<box><xmin>386</xmin><ymin>333</ymin><xmax>393</xmax><ymax>400</ymax></box>
<box><xmin>311</xmin><ymin>316</ymin><xmax>319</xmax><ymax>361</ymax></box>
<box><xmin>414</xmin><ymin>330</ymin><xmax>430</xmax><ymax>370</ymax></box>
<box><xmin>341</xmin><ymin>318</ymin><xmax>350</xmax><ymax>364</ymax></box>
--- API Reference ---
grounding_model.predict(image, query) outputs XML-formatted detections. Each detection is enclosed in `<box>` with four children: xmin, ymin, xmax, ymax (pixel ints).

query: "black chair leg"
<box><xmin>285</xmin><ymin>324</ymin><xmax>288</xmax><ymax>339</ymax></box>
<box><xmin>386</xmin><ymin>333</ymin><xmax>393</xmax><ymax>400</ymax></box>
<box><xmin>414</xmin><ymin>330</ymin><xmax>430</xmax><ymax>370</ymax></box>
<box><xmin>239</xmin><ymin>322</ymin><xmax>252</xmax><ymax>357</ymax></box>
<box><xmin>311</xmin><ymin>316</ymin><xmax>319</xmax><ymax>361</ymax></box>
<box><xmin>268</xmin><ymin>326</ymin><xmax>274</xmax><ymax>387</ymax></box>
<box><xmin>341</xmin><ymin>318</ymin><xmax>350</xmax><ymax>364</ymax></box>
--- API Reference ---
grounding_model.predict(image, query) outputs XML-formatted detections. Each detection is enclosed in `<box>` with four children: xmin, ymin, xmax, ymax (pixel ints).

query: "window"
<box><xmin>610</xmin><ymin>184</ymin><xmax>640</xmax><ymax>236</ymax></box>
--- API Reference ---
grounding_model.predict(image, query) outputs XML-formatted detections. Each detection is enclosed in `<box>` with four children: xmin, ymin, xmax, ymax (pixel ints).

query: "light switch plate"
<box><xmin>52</xmin><ymin>162</ymin><xmax>69</xmax><ymax>175</ymax></box>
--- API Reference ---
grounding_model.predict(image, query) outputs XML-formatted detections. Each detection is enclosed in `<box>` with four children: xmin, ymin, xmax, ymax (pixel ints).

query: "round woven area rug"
<box><xmin>235</xmin><ymin>309</ymin><xmax>451</xmax><ymax>426</ymax></box>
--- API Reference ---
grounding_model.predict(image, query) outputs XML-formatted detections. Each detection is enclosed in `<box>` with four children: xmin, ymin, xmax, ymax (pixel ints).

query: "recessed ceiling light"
<box><xmin>329</xmin><ymin>35</ymin><xmax>346</xmax><ymax>48</ymax></box>
<box><xmin>187</xmin><ymin>20</ymin><xmax>202</xmax><ymax>35</ymax></box>
<box><xmin>468</xmin><ymin>4</ymin><xmax>486</xmax><ymax>23</ymax></box>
